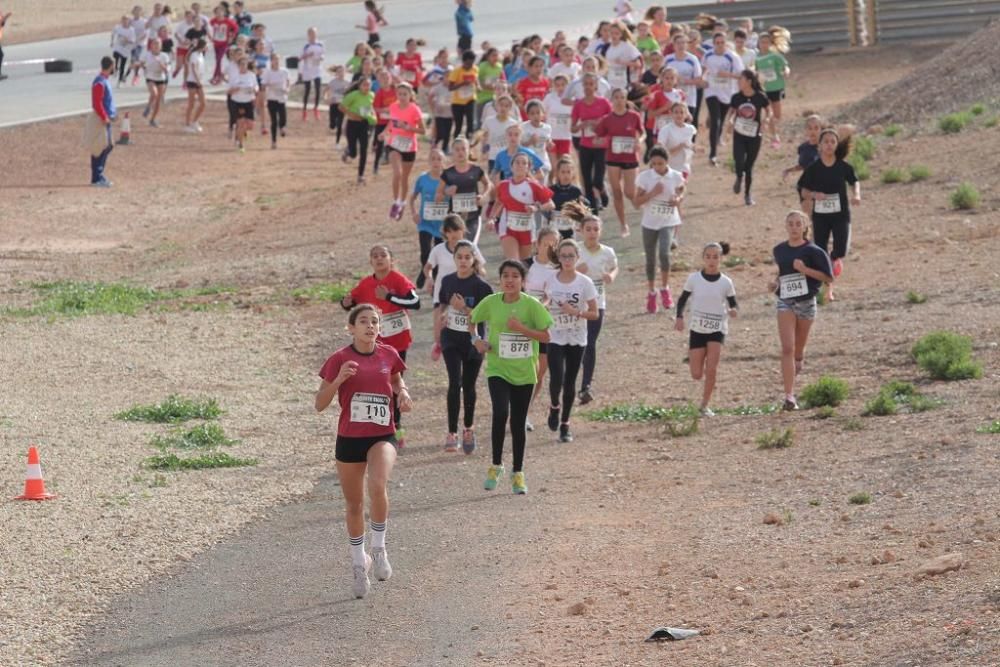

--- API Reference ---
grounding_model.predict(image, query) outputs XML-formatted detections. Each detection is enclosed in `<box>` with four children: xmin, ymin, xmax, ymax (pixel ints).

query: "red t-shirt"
<box><xmin>373</xmin><ymin>87</ymin><xmax>397</xmax><ymax>126</ymax></box>
<box><xmin>350</xmin><ymin>271</ymin><xmax>416</xmax><ymax>352</ymax></box>
<box><xmin>571</xmin><ymin>97</ymin><xmax>612</xmax><ymax>149</ymax></box>
<box><xmin>496</xmin><ymin>178</ymin><xmax>553</xmax><ymax>211</ymax></box>
<box><xmin>396</xmin><ymin>52</ymin><xmax>423</xmax><ymax>87</ymax></box>
<box><xmin>596</xmin><ymin>109</ymin><xmax>644</xmax><ymax>163</ymax></box>
<box><xmin>209</xmin><ymin>17</ymin><xmax>237</xmax><ymax>45</ymax></box>
<box><xmin>644</xmin><ymin>86</ymin><xmax>687</xmax><ymax>130</ymax></box>
<box><xmin>319</xmin><ymin>343</ymin><xmax>406</xmax><ymax>438</ymax></box>
<box><xmin>516</xmin><ymin>76</ymin><xmax>551</xmax><ymax>114</ymax></box>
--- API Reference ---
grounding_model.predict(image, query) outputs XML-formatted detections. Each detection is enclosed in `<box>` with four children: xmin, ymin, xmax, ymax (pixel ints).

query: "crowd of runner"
<box><xmin>98</xmin><ymin>1</ymin><xmax>863</xmax><ymax>600</ymax></box>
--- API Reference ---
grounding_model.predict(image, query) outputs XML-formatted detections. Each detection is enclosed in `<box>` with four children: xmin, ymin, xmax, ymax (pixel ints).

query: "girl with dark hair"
<box><xmin>702</xmin><ymin>32</ymin><xmax>744</xmax><ymax>165</ymax></box>
<box><xmin>724</xmin><ymin>69</ymin><xmax>773</xmax><ymax>206</ymax></box>
<box><xmin>357</xmin><ymin>1</ymin><xmax>387</xmax><ymax>47</ymax></box>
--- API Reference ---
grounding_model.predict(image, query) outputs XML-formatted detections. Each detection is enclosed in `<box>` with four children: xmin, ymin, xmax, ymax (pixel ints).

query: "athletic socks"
<box><xmin>349</xmin><ymin>534</ymin><xmax>366</xmax><ymax>566</ymax></box>
<box><xmin>370</xmin><ymin>520</ymin><xmax>387</xmax><ymax>550</ymax></box>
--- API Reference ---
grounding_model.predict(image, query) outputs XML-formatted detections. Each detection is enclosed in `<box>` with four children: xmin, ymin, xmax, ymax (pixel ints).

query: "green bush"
<box><xmin>848</xmin><ymin>492</ymin><xmax>873</xmax><ymax>505</ymax></box>
<box><xmin>906</xmin><ymin>290</ymin><xmax>927</xmax><ymax>304</ymax></box>
<box><xmin>950</xmin><ymin>182</ymin><xmax>980</xmax><ymax>210</ymax></box>
<box><xmin>880</xmin><ymin>167</ymin><xmax>907</xmax><ymax>184</ymax></box>
<box><xmin>800</xmin><ymin>376</ymin><xmax>850</xmax><ymax>408</ymax></box>
<box><xmin>969</xmin><ymin>103</ymin><xmax>986</xmax><ymax>116</ymax></box>
<box><xmin>845</xmin><ymin>153</ymin><xmax>870</xmax><ymax>181</ymax></box>
<box><xmin>853</xmin><ymin>135</ymin><xmax>876</xmax><ymax>161</ymax></box>
<box><xmin>116</xmin><ymin>395</ymin><xmax>223</xmax><ymax>423</ymax></box>
<box><xmin>939</xmin><ymin>112</ymin><xmax>971</xmax><ymax>134</ymax></box>
<box><xmin>150</xmin><ymin>423</ymin><xmax>238</xmax><ymax>450</ymax></box>
<box><xmin>863</xmin><ymin>392</ymin><xmax>897</xmax><ymax>417</ymax></box>
<box><xmin>908</xmin><ymin>165</ymin><xmax>931</xmax><ymax>182</ymax></box>
<box><xmin>756</xmin><ymin>428</ymin><xmax>795</xmax><ymax>450</ymax></box>
<box><xmin>977</xmin><ymin>420</ymin><xmax>1000</xmax><ymax>434</ymax></box>
<box><xmin>985</xmin><ymin>116</ymin><xmax>999</xmax><ymax>129</ymax></box>
<box><xmin>814</xmin><ymin>406</ymin><xmax>836</xmax><ymax>419</ymax></box>
<box><xmin>912</xmin><ymin>331</ymin><xmax>983</xmax><ymax>381</ymax></box>
<box><xmin>884</xmin><ymin>124</ymin><xmax>902</xmax><ymax>138</ymax></box>
<box><xmin>145</xmin><ymin>451</ymin><xmax>258</xmax><ymax>471</ymax></box>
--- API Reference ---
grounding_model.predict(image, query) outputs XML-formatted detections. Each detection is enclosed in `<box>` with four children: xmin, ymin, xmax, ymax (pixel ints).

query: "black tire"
<box><xmin>44</xmin><ymin>59</ymin><xmax>73</xmax><ymax>73</ymax></box>
<box><xmin>285</xmin><ymin>56</ymin><xmax>299</xmax><ymax>70</ymax></box>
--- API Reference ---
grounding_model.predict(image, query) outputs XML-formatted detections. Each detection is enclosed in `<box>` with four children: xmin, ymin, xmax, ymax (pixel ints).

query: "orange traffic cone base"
<box><xmin>14</xmin><ymin>446</ymin><xmax>57</xmax><ymax>500</ymax></box>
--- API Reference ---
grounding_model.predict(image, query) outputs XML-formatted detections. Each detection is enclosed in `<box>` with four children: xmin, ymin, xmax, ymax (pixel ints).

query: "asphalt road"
<box><xmin>0</xmin><ymin>0</ymin><xmax>691</xmax><ymax>128</ymax></box>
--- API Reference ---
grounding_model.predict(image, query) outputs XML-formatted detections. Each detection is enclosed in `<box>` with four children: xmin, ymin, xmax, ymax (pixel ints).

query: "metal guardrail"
<box><xmin>869</xmin><ymin>0</ymin><xmax>1000</xmax><ymax>42</ymax></box>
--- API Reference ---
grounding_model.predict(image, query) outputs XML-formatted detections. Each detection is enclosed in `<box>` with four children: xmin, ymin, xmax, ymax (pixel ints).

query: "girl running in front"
<box><xmin>408</xmin><ymin>149</ymin><xmax>447</xmax><ymax>290</ymax></box>
<box><xmin>261</xmin><ymin>53</ymin><xmax>290</xmax><ymax>149</ymax></box>
<box><xmin>542</xmin><ymin>238</ymin><xmax>599</xmax><ymax>442</ymax></box>
<box><xmin>549</xmin><ymin>156</ymin><xmax>585</xmax><ymax>239</ymax></box>
<box><xmin>797</xmin><ymin>128</ymin><xmax>860</xmax><ymax>302</ymax></box>
<box><xmin>386</xmin><ymin>83</ymin><xmax>427</xmax><ymax>220</ymax></box>
<box><xmin>560</xmin><ymin>201</ymin><xmax>618</xmax><ymax>405</ymax></box>
<box><xmin>228</xmin><ymin>56</ymin><xmax>259</xmax><ymax>151</ymax></box>
<box><xmin>357</xmin><ymin>0</ymin><xmax>387</xmax><ymax>47</ymax></box>
<box><xmin>436</xmin><ymin>240</ymin><xmax>493</xmax><ymax>453</ymax></box>
<box><xmin>316</xmin><ymin>303</ymin><xmax>411</xmax><ymax>599</ymax></box>
<box><xmin>523</xmin><ymin>228</ymin><xmax>559</xmax><ymax>431</ymax></box>
<box><xmin>702</xmin><ymin>31</ymin><xmax>744</xmax><ymax>166</ymax></box>
<box><xmin>754</xmin><ymin>26</ymin><xmax>791</xmax><ymax>147</ymax></box>
<box><xmin>571</xmin><ymin>73</ymin><xmax>612</xmax><ymax>212</ymax></box>
<box><xmin>300</xmin><ymin>27</ymin><xmax>326</xmax><ymax>121</ymax></box>
<box><xmin>469</xmin><ymin>260</ymin><xmax>553</xmax><ymax>494</ymax></box>
<box><xmin>673</xmin><ymin>242</ymin><xmax>738</xmax><ymax>416</ymax></box>
<box><xmin>488</xmin><ymin>153</ymin><xmax>555</xmax><ymax>260</ymax></box>
<box><xmin>633</xmin><ymin>145</ymin><xmax>686</xmax><ymax>313</ymax></box>
<box><xmin>724</xmin><ymin>69</ymin><xmax>774</xmax><ymax>206</ymax></box>
<box><xmin>184</xmin><ymin>39</ymin><xmax>207</xmax><ymax>133</ymax></box>
<box><xmin>340</xmin><ymin>245</ymin><xmax>420</xmax><ymax>446</ymax></box>
<box><xmin>595</xmin><ymin>87</ymin><xmax>643</xmax><ymax>238</ymax></box>
<box><xmin>340</xmin><ymin>77</ymin><xmax>377</xmax><ymax>184</ymax></box>
<box><xmin>437</xmin><ymin>137</ymin><xmax>492</xmax><ymax>242</ymax></box>
<box><xmin>770</xmin><ymin>210</ymin><xmax>833</xmax><ymax>410</ymax></box>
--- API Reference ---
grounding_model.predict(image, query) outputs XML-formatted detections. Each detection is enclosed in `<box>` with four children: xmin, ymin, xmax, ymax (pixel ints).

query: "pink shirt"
<box><xmin>387</xmin><ymin>102</ymin><xmax>422</xmax><ymax>153</ymax></box>
<box><xmin>571</xmin><ymin>97</ymin><xmax>612</xmax><ymax>149</ymax></box>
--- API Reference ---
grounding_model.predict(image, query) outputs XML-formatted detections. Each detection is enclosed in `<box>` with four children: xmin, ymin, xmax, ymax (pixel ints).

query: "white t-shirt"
<box><xmin>481</xmin><ymin>115</ymin><xmax>519</xmax><ymax>159</ymax></box>
<box><xmin>521</xmin><ymin>122</ymin><xmax>552</xmax><ymax>169</ymax></box>
<box><xmin>173</xmin><ymin>20</ymin><xmax>192</xmax><ymax>47</ymax></box>
<box><xmin>565</xmin><ymin>76</ymin><xmax>611</xmax><ymax>103</ymax></box>
<box><xmin>704</xmin><ymin>51</ymin><xmax>744</xmax><ymax>101</ymax></box>
<box><xmin>112</xmin><ymin>25</ymin><xmax>136</xmax><ymax>57</ymax></box>
<box><xmin>577</xmin><ymin>243</ymin><xmax>618</xmax><ymax>310</ymax></box>
<box><xmin>186</xmin><ymin>51</ymin><xmax>206</xmax><ymax>84</ymax></box>
<box><xmin>427</xmin><ymin>242</ymin><xmax>487</xmax><ymax>305</ymax></box>
<box><xmin>225</xmin><ymin>60</ymin><xmax>241</xmax><ymax>84</ymax></box>
<box><xmin>664</xmin><ymin>53</ymin><xmax>702</xmax><ymax>107</ymax></box>
<box><xmin>735</xmin><ymin>48</ymin><xmax>757</xmax><ymax>70</ymax></box>
<box><xmin>636</xmin><ymin>167</ymin><xmax>685</xmax><ymax>230</ymax></box>
<box><xmin>300</xmin><ymin>42</ymin><xmax>326</xmax><ymax>80</ymax></box>
<box><xmin>657</xmin><ymin>122</ymin><xmax>696</xmax><ymax>174</ymax></box>
<box><xmin>543</xmin><ymin>272</ymin><xmax>599</xmax><ymax>347</ymax></box>
<box><xmin>430</xmin><ymin>81</ymin><xmax>453</xmax><ymax>118</ymax></box>
<box><xmin>548</xmin><ymin>61</ymin><xmax>581</xmax><ymax>83</ymax></box>
<box><xmin>148</xmin><ymin>14</ymin><xmax>170</xmax><ymax>35</ymax></box>
<box><xmin>260</xmin><ymin>68</ymin><xmax>290</xmax><ymax>103</ymax></box>
<box><xmin>543</xmin><ymin>92</ymin><xmax>573</xmax><ymax>141</ymax></box>
<box><xmin>682</xmin><ymin>271</ymin><xmax>736</xmax><ymax>335</ymax></box>
<box><xmin>614</xmin><ymin>0</ymin><xmax>634</xmax><ymax>23</ymax></box>
<box><xmin>143</xmin><ymin>51</ymin><xmax>170</xmax><ymax>82</ymax></box>
<box><xmin>525</xmin><ymin>260</ymin><xmax>556</xmax><ymax>300</ymax></box>
<box><xmin>130</xmin><ymin>18</ymin><xmax>148</xmax><ymax>48</ymax></box>
<box><xmin>603</xmin><ymin>42</ymin><xmax>641</xmax><ymax>89</ymax></box>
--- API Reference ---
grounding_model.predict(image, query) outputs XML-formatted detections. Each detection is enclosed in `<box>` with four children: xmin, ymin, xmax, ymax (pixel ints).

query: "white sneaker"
<box><xmin>372</xmin><ymin>547</ymin><xmax>392</xmax><ymax>581</ymax></box>
<box><xmin>352</xmin><ymin>553</ymin><xmax>372</xmax><ymax>599</ymax></box>
<box><xmin>194</xmin><ymin>122</ymin><xmax>204</xmax><ymax>133</ymax></box>
<box><xmin>183</xmin><ymin>124</ymin><xmax>198</xmax><ymax>134</ymax></box>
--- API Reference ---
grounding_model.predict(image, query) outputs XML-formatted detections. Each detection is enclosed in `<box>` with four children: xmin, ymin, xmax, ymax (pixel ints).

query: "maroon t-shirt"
<box><xmin>595</xmin><ymin>109</ymin><xmax>644</xmax><ymax>163</ymax></box>
<box><xmin>319</xmin><ymin>343</ymin><xmax>406</xmax><ymax>438</ymax></box>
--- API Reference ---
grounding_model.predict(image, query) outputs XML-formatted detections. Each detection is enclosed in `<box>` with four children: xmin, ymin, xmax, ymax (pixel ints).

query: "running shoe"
<box><xmin>559</xmin><ymin>424</ymin><xmax>573</xmax><ymax>443</ymax></box>
<box><xmin>388</xmin><ymin>202</ymin><xmax>400</xmax><ymax>220</ymax></box>
<box><xmin>271</xmin><ymin>141</ymin><xmax>277</xmax><ymax>150</ymax></box>
<box><xmin>392</xmin><ymin>203</ymin><xmax>404</xmax><ymax>221</ymax></box>
<box><xmin>783</xmin><ymin>396</ymin><xmax>800</xmax><ymax>412</ymax></box>
<box><xmin>371</xmin><ymin>547</ymin><xmax>392</xmax><ymax>581</ymax></box>
<box><xmin>444</xmin><ymin>433</ymin><xmax>459</xmax><ymax>453</ymax></box>
<box><xmin>511</xmin><ymin>471</ymin><xmax>528</xmax><ymax>495</ymax></box>
<box><xmin>91</xmin><ymin>179</ymin><xmax>113</xmax><ymax>188</ymax></box>
<box><xmin>744</xmin><ymin>195</ymin><xmax>755</xmax><ymax>207</ymax></box>
<box><xmin>183</xmin><ymin>125</ymin><xmax>198</xmax><ymax>134</ymax></box>
<box><xmin>301</xmin><ymin>109</ymin><xmax>308</xmax><ymax>121</ymax></box>
<box><xmin>578</xmin><ymin>387</ymin><xmax>594</xmax><ymax>406</ymax></box>
<box><xmin>732</xmin><ymin>175</ymin><xmax>742</xmax><ymax>194</ymax></box>
<box><xmin>142</xmin><ymin>105</ymin><xmax>150</xmax><ymax>118</ymax></box>
<box><xmin>484</xmin><ymin>464</ymin><xmax>505</xmax><ymax>491</ymax></box>
<box><xmin>461</xmin><ymin>428</ymin><xmax>477</xmax><ymax>455</ymax></box>
<box><xmin>357</xmin><ymin>176</ymin><xmax>366</xmax><ymax>186</ymax></box>
<box><xmin>771</xmin><ymin>138</ymin><xmax>781</xmax><ymax>149</ymax></box>
<box><xmin>832</xmin><ymin>258</ymin><xmax>843</xmax><ymax>278</ymax></box>
<box><xmin>646</xmin><ymin>291</ymin><xmax>657</xmax><ymax>314</ymax></box>
<box><xmin>314</xmin><ymin>108</ymin><xmax>321</xmax><ymax>121</ymax></box>
<box><xmin>525</xmin><ymin>420</ymin><xmax>534</xmax><ymax>432</ymax></box>
<box><xmin>194</xmin><ymin>122</ymin><xmax>203</xmax><ymax>133</ymax></box>
<box><xmin>710</xmin><ymin>156</ymin><xmax>719</xmax><ymax>167</ymax></box>
<box><xmin>548</xmin><ymin>406</ymin><xmax>560</xmax><ymax>432</ymax></box>
<box><xmin>395</xmin><ymin>428</ymin><xmax>406</xmax><ymax>450</ymax></box>
<box><xmin>149</xmin><ymin>120</ymin><xmax>159</xmax><ymax>128</ymax></box>
<box><xmin>659</xmin><ymin>287</ymin><xmax>674</xmax><ymax>310</ymax></box>
<box><xmin>700</xmin><ymin>407</ymin><xmax>716</xmax><ymax>417</ymax></box>
<box><xmin>352</xmin><ymin>553</ymin><xmax>372</xmax><ymax>599</ymax></box>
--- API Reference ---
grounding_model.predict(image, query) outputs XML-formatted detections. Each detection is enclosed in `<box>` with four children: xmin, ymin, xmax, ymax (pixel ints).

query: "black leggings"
<box><xmin>434</xmin><ymin>116</ymin><xmax>453</xmax><ymax>153</ymax></box>
<box><xmin>577</xmin><ymin>145</ymin><xmax>607</xmax><ymax>211</ymax></box>
<box><xmin>329</xmin><ymin>104</ymin><xmax>345</xmax><ymax>141</ymax></box>
<box><xmin>813</xmin><ymin>217</ymin><xmax>851</xmax><ymax>260</ymax></box>
<box><xmin>113</xmin><ymin>53</ymin><xmax>129</xmax><ymax>84</ymax></box>
<box><xmin>227</xmin><ymin>95</ymin><xmax>237</xmax><ymax>130</ymax></box>
<box><xmin>706</xmin><ymin>97</ymin><xmax>729</xmax><ymax>159</ymax></box>
<box><xmin>372</xmin><ymin>124</ymin><xmax>387</xmax><ymax>173</ymax></box>
<box><xmin>548</xmin><ymin>343</ymin><xmax>585</xmax><ymax>424</ymax></box>
<box><xmin>581</xmin><ymin>309</ymin><xmax>604</xmax><ymax>390</ymax></box>
<box><xmin>488</xmin><ymin>376</ymin><xmax>533</xmax><ymax>472</ymax></box>
<box><xmin>346</xmin><ymin>119</ymin><xmax>370</xmax><ymax>178</ymax></box>
<box><xmin>452</xmin><ymin>102</ymin><xmax>475</xmax><ymax>139</ymax></box>
<box><xmin>415</xmin><ymin>231</ymin><xmax>441</xmax><ymax>289</ymax></box>
<box><xmin>733</xmin><ymin>134</ymin><xmax>762</xmax><ymax>195</ymax></box>
<box><xmin>444</xmin><ymin>348</ymin><xmax>483</xmax><ymax>433</ymax></box>
<box><xmin>267</xmin><ymin>100</ymin><xmax>287</xmax><ymax>143</ymax></box>
<box><xmin>303</xmin><ymin>77</ymin><xmax>321</xmax><ymax>110</ymax></box>
<box><xmin>693</xmin><ymin>90</ymin><xmax>703</xmax><ymax>132</ymax></box>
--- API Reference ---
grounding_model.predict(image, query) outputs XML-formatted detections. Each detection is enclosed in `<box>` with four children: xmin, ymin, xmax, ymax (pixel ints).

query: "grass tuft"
<box><xmin>151</xmin><ymin>423</ymin><xmax>238</xmax><ymax>450</ymax></box>
<box><xmin>848</xmin><ymin>492</ymin><xmax>872</xmax><ymax>505</ymax></box>
<box><xmin>880</xmin><ymin>167</ymin><xmax>907</xmax><ymax>184</ymax></box>
<box><xmin>800</xmin><ymin>376</ymin><xmax>850</xmax><ymax>408</ymax></box>
<box><xmin>845</xmin><ymin>152</ymin><xmax>870</xmax><ymax>181</ymax></box>
<box><xmin>969</xmin><ymin>103</ymin><xmax>986</xmax><ymax>116</ymax></box>
<box><xmin>907</xmin><ymin>165</ymin><xmax>931</xmax><ymax>182</ymax></box>
<box><xmin>722</xmin><ymin>256</ymin><xmax>747</xmax><ymax>268</ymax></box>
<box><xmin>852</xmin><ymin>135</ymin><xmax>876</xmax><ymax>161</ymax></box>
<box><xmin>906</xmin><ymin>290</ymin><xmax>927</xmax><ymax>304</ymax></box>
<box><xmin>585</xmin><ymin>403</ymin><xmax>697</xmax><ymax>423</ymax></box>
<box><xmin>291</xmin><ymin>281</ymin><xmax>353</xmax><ymax>303</ymax></box>
<box><xmin>756</xmin><ymin>428</ymin><xmax>795</xmax><ymax>450</ymax></box>
<box><xmin>883</xmin><ymin>124</ymin><xmax>902</xmax><ymax>138</ymax></box>
<box><xmin>7</xmin><ymin>281</ymin><xmax>161</xmax><ymax>317</ymax></box>
<box><xmin>842</xmin><ymin>417</ymin><xmax>865</xmax><ymax>432</ymax></box>
<box><xmin>145</xmin><ymin>451</ymin><xmax>258</xmax><ymax>471</ymax></box>
<box><xmin>116</xmin><ymin>395</ymin><xmax>222</xmax><ymax>423</ymax></box>
<box><xmin>912</xmin><ymin>331</ymin><xmax>983</xmax><ymax>381</ymax></box>
<box><xmin>864</xmin><ymin>380</ymin><xmax>941</xmax><ymax>416</ymax></box>
<box><xmin>814</xmin><ymin>406</ymin><xmax>837</xmax><ymax>420</ymax></box>
<box><xmin>939</xmin><ymin>112</ymin><xmax>971</xmax><ymax>134</ymax></box>
<box><xmin>976</xmin><ymin>420</ymin><xmax>1000</xmax><ymax>434</ymax></box>
<box><xmin>949</xmin><ymin>182</ymin><xmax>980</xmax><ymax>210</ymax></box>
<box><xmin>985</xmin><ymin>115</ymin><xmax>999</xmax><ymax>129</ymax></box>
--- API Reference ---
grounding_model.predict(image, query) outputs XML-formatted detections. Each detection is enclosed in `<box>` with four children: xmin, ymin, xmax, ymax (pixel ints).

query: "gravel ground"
<box><xmin>2</xmin><ymin>44</ymin><xmax>999</xmax><ymax>666</ymax></box>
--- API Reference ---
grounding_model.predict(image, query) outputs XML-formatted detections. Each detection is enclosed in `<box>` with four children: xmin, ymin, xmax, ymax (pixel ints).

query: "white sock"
<box><xmin>349</xmin><ymin>534</ymin><xmax>366</xmax><ymax>566</ymax></box>
<box><xmin>370</xmin><ymin>520</ymin><xmax>386</xmax><ymax>550</ymax></box>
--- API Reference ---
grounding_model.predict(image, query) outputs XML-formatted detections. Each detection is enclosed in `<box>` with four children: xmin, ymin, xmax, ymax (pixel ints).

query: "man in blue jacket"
<box><xmin>85</xmin><ymin>56</ymin><xmax>117</xmax><ymax>187</ymax></box>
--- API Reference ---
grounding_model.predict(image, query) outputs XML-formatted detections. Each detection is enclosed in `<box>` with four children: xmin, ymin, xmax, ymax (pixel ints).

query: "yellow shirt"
<box><xmin>448</xmin><ymin>65</ymin><xmax>478</xmax><ymax>105</ymax></box>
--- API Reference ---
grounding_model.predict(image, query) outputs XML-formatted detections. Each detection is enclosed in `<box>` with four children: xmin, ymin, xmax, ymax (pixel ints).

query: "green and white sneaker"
<box><xmin>511</xmin><ymin>471</ymin><xmax>527</xmax><ymax>495</ymax></box>
<box><xmin>484</xmin><ymin>464</ymin><xmax>505</xmax><ymax>491</ymax></box>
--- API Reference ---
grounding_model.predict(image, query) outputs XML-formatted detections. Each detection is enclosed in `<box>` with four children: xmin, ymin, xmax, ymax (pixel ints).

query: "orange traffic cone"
<box><xmin>15</xmin><ymin>446</ymin><xmax>57</xmax><ymax>501</ymax></box>
<box><xmin>116</xmin><ymin>111</ymin><xmax>131</xmax><ymax>145</ymax></box>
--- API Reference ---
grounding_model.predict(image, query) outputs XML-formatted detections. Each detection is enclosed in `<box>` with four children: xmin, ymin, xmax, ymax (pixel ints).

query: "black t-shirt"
<box><xmin>728</xmin><ymin>91</ymin><xmax>770</xmax><ymax>138</ymax></box>
<box><xmin>797</xmin><ymin>141</ymin><xmax>819</xmax><ymax>169</ymax></box>
<box><xmin>797</xmin><ymin>158</ymin><xmax>858</xmax><ymax>223</ymax></box>
<box><xmin>235</xmin><ymin>12</ymin><xmax>253</xmax><ymax>32</ymax></box>
<box><xmin>772</xmin><ymin>241</ymin><xmax>833</xmax><ymax>301</ymax></box>
<box><xmin>640</xmin><ymin>69</ymin><xmax>659</xmax><ymax>86</ymax></box>
<box><xmin>441</xmin><ymin>165</ymin><xmax>486</xmax><ymax>219</ymax></box>
<box><xmin>551</xmin><ymin>183</ymin><xmax>584</xmax><ymax>211</ymax></box>
<box><xmin>185</xmin><ymin>27</ymin><xmax>208</xmax><ymax>45</ymax></box>
<box><xmin>438</xmin><ymin>273</ymin><xmax>493</xmax><ymax>354</ymax></box>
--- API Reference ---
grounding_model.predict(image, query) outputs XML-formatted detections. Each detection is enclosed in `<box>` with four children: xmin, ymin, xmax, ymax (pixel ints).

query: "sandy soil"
<box><xmin>1</xmin><ymin>44</ymin><xmax>999</xmax><ymax>666</ymax></box>
<box><xmin>1</xmin><ymin>0</ymin><xmax>356</xmax><ymax>45</ymax></box>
